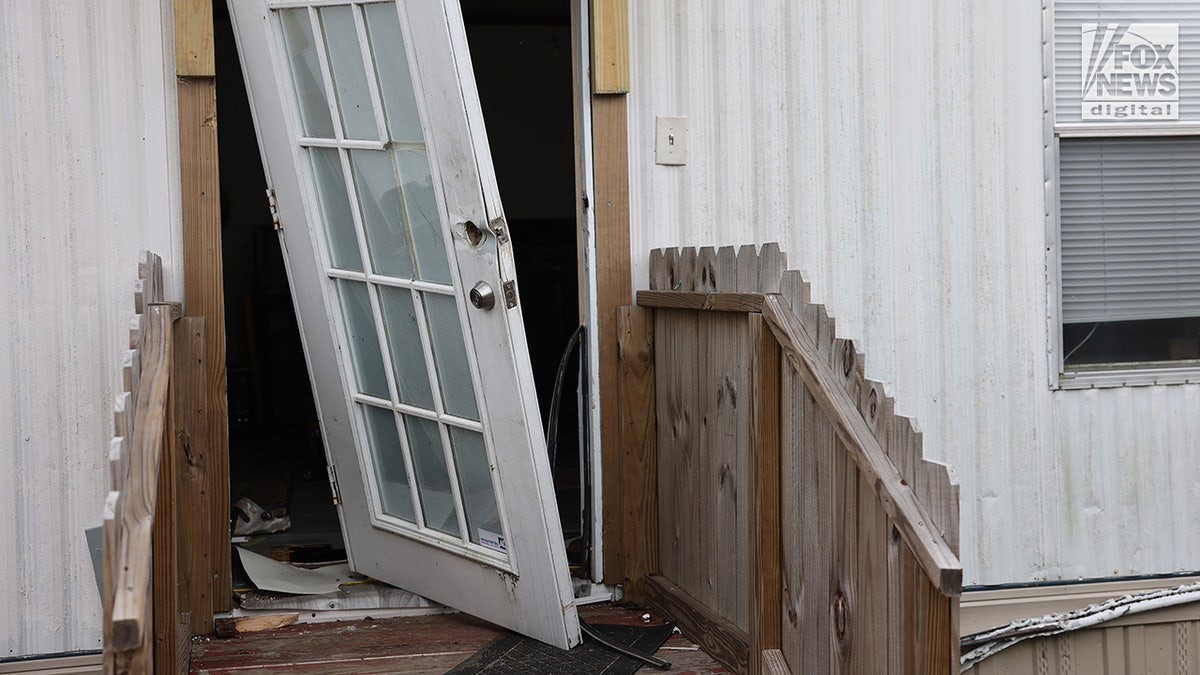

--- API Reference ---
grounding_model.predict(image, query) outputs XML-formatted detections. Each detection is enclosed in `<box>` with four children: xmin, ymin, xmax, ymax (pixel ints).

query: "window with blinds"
<box><xmin>1050</xmin><ymin>1</ymin><xmax>1200</xmax><ymax>374</ymax></box>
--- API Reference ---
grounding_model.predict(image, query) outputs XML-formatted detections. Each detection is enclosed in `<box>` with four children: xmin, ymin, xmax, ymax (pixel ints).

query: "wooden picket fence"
<box><xmin>617</xmin><ymin>244</ymin><xmax>962</xmax><ymax>674</ymax></box>
<box><xmin>102</xmin><ymin>251</ymin><xmax>212</xmax><ymax>674</ymax></box>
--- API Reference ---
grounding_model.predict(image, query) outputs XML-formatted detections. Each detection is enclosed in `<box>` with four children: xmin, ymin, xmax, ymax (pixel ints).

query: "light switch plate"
<box><xmin>655</xmin><ymin>116</ymin><xmax>687</xmax><ymax>165</ymax></box>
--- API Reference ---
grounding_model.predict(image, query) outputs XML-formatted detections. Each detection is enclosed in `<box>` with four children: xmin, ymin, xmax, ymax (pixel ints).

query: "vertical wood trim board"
<box><xmin>173</xmin><ymin>317</ymin><xmax>212</xmax><ymax>635</ymax></box>
<box><xmin>590</xmin><ymin>0</ymin><xmax>629</xmax><ymax>94</ymax></box>
<box><xmin>593</xmin><ymin>94</ymin><xmax>632</xmax><ymax>583</ymax></box>
<box><xmin>174</xmin><ymin>0</ymin><xmax>215</xmax><ymax>77</ymax></box>
<box><xmin>177</xmin><ymin>76</ymin><xmax>230</xmax><ymax>614</ymax></box>
<box><xmin>748</xmin><ymin>313</ymin><xmax>782</xmax><ymax>675</ymax></box>
<box><xmin>617</xmin><ymin>306</ymin><xmax>657</xmax><ymax>602</ymax></box>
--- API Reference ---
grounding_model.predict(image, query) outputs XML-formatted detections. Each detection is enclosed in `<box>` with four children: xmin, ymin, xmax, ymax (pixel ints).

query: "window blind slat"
<box><xmin>1060</xmin><ymin>136</ymin><xmax>1200</xmax><ymax>323</ymax></box>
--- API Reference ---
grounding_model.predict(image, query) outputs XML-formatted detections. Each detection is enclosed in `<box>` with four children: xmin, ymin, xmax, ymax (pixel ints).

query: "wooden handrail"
<box><xmin>761</xmin><ymin>294</ymin><xmax>962</xmax><ymax>596</ymax></box>
<box><xmin>111</xmin><ymin>304</ymin><xmax>174</xmax><ymax>649</ymax></box>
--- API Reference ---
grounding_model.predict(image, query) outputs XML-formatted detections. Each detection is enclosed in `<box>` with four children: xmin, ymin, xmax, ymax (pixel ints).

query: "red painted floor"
<box><xmin>190</xmin><ymin>603</ymin><xmax>728</xmax><ymax>674</ymax></box>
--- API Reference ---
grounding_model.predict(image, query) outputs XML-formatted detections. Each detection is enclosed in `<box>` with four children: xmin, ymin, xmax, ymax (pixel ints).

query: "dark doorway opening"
<box><xmin>214</xmin><ymin>0</ymin><xmax>589</xmax><ymax>595</ymax></box>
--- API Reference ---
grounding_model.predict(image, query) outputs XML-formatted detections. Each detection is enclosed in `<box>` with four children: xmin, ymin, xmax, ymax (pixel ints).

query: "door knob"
<box><xmin>469</xmin><ymin>282</ymin><xmax>495</xmax><ymax>310</ymax></box>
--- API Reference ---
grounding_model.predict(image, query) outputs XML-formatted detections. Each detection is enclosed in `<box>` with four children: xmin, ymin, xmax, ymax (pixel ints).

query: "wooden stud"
<box><xmin>175</xmin><ymin>0</ymin><xmax>215</xmax><ymax>77</ymax></box>
<box><xmin>174</xmin><ymin>317</ymin><xmax>212</xmax><ymax>634</ymax></box>
<box><xmin>178</xmin><ymin>75</ymin><xmax>230</xmax><ymax>613</ymax></box>
<box><xmin>617</xmin><ymin>306</ymin><xmax>656</xmax><ymax>602</ymax></box>
<box><xmin>590</xmin><ymin>0</ymin><xmax>629</xmax><ymax>94</ymax></box>
<box><xmin>642</xmin><ymin>574</ymin><xmax>750</xmax><ymax>674</ymax></box>
<box><xmin>594</xmin><ymin>93</ymin><xmax>632</xmax><ymax>585</ymax></box>
<box><xmin>748</xmin><ymin>314</ymin><xmax>781</xmax><ymax>675</ymax></box>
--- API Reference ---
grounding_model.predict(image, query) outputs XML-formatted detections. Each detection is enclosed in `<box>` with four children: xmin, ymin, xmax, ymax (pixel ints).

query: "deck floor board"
<box><xmin>190</xmin><ymin>602</ymin><xmax>728</xmax><ymax>673</ymax></box>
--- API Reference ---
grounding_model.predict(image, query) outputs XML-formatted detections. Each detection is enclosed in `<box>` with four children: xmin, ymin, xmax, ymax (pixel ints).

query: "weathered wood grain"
<box><xmin>154</xmin><ymin>323</ymin><xmax>184</xmax><ymax>674</ymax></box>
<box><xmin>762</xmin><ymin>648</ymin><xmax>791</xmax><ymax>675</ymax></box>
<box><xmin>643</xmin><ymin>574</ymin><xmax>750</xmax><ymax>674</ymax></box>
<box><xmin>763</xmin><ymin>295</ymin><xmax>961</xmax><ymax>596</ymax></box>
<box><xmin>112</xmin><ymin>305</ymin><xmax>174</xmax><ymax>650</ymax></box>
<box><xmin>703</xmin><ymin>311</ymin><xmax>748</xmax><ymax>629</ymax></box>
<box><xmin>748</xmin><ymin>314</ymin><xmax>781</xmax><ymax>675</ymax></box>
<box><xmin>735</xmin><ymin>245</ymin><xmax>760</xmax><ymax>293</ymax></box>
<box><xmin>617</xmin><ymin>306</ymin><xmax>656</xmax><ymax>603</ymax></box>
<box><xmin>649</xmin><ymin>248</ymin><xmax>669</xmax><ymax>290</ymax></box>
<box><xmin>756</xmin><ymin>243</ymin><xmax>785</xmax><ymax>294</ymax></box>
<box><xmin>636</xmin><ymin>290</ymin><xmax>765</xmax><ymax>313</ymax></box>
<box><xmin>655</xmin><ymin>308</ymin><xmax>698</xmax><ymax>588</ymax></box>
<box><xmin>593</xmin><ymin>94</ymin><xmax>632</xmax><ymax>585</ymax></box>
<box><xmin>174</xmin><ymin>317</ymin><xmax>212</xmax><ymax>635</ymax></box>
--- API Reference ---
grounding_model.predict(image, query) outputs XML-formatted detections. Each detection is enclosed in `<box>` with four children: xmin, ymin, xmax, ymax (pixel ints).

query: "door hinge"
<box><xmin>502</xmin><ymin>280</ymin><xmax>517</xmax><ymax>309</ymax></box>
<box><xmin>327</xmin><ymin>465</ymin><xmax>341</xmax><ymax>506</ymax></box>
<box><xmin>491</xmin><ymin>219</ymin><xmax>509</xmax><ymax>245</ymax></box>
<box><xmin>266</xmin><ymin>188</ymin><xmax>281</xmax><ymax>231</ymax></box>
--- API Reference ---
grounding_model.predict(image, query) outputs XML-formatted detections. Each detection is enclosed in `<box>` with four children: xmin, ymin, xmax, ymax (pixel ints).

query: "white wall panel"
<box><xmin>0</xmin><ymin>0</ymin><xmax>180</xmax><ymax>657</ymax></box>
<box><xmin>628</xmin><ymin>1</ymin><xmax>1200</xmax><ymax>586</ymax></box>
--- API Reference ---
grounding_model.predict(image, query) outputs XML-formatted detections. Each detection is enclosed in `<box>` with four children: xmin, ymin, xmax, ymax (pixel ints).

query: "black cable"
<box><xmin>579</xmin><ymin>617</ymin><xmax>673</xmax><ymax>670</ymax></box>
<box><xmin>546</xmin><ymin>325</ymin><xmax>585</xmax><ymax>468</ymax></box>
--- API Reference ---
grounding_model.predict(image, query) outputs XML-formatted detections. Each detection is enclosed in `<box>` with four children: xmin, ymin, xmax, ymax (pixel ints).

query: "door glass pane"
<box><xmin>378</xmin><ymin>285</ymin><xmax>435</xmax><ymax>409</ymax></box>
<box><xmin>363</xmin><ymin>405</ymin><xmax>414</xmax><ymax>522</ymax></box>
<box><xmin>350</xmin><ymin>149</ymin><xmax>416</xmax><ymax>278</ymax></box>
<box><xmin>309</xmin><ymin>148</ymin><xmax>362</xmax><ymax>271</ymax></box>
<box><xmin>396</xmin><ymin>150</ymin><xmax>451</xmax><ymax>283</ymax></box>
<box><xmin>278</xmin><ymin>9</ymin><xmax>335</xmax><ymax>138</ymax></box>
<box><xmin>363</xmin><ymin>3</ymin><xmax>424</xmax><ymax>143</ymax></box>
<box><xmin>337</xmin><ymin>280</ymin><xmax>389</xmax><ymax>399</ymax></box>
<box><xmin>405</xmin><ymin>415</ymin><xmax>458</xmax><ymax>537</ymax></box>
<box><xmin>423</xmin><ymin>293</ymin><xmax>479</xmax><ymax>420</ymax></box>
<box><xmin>319</xmin><ymin>6</ymin><xmax>378</xmax><ymax>141</ymax></box>
<box><xmin>450</xmin><ymin>427</ymin><xmax>503</xmax><ymax>549</ymax></box>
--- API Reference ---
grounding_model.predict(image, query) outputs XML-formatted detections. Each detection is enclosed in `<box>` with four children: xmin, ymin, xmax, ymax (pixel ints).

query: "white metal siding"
<box><xmin>0</xmin><ymin>1</ymin><xmax>180</xmax><ymax>657</ymax></box>
<box><xmin>628</xmin><ymin>1</ymin><xmax>1200</xmax><ymax>586</ymax></box>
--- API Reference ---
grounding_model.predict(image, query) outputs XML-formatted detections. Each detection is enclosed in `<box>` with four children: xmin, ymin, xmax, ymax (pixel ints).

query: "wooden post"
<box><xmin>590</xmin><ymin>0</ymin><xmax>629</xmax><ymax>94</ymax></box>
<box><xmin>153</xmin><ymin>309</ymin><xmax>185</xmax><ymax>674</ymax></box>
<box><xmin>173</xmin><ymin>317</ymin><xmax>212</xmax><ymax>635</ymax></box>
<box><xmin>175</xmin><ymin>0</ymin><xmax>230</xmax><ymax>615</ymax></box>
<box><xmin>617</xmin><ymin>306</ymin><xmax>656</xmax><ymax>602</ymax></box>
<box><xmin>594</xmin><ymin>93</ymin><xmax>632</xmax><ymax>584</ymax></box>
<box><xmin>748</xmin><ymin>314</ymin><xmax>781</xmax><ymax>675</ymax></box>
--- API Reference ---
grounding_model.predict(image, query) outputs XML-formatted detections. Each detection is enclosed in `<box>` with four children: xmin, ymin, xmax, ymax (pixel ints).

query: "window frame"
<box><xmin>1044</xmin><ymin>0</ymin><xmax>1200</xmax><ymax>389</ymax></box>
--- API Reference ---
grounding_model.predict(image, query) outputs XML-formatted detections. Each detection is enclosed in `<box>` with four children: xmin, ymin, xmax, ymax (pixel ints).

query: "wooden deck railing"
<box><xmin>103</xmin><ymin>251</ymin><xmax>210</xmax><ymax>674</ymax></box>
<box><xmin>618</xmin><ymin>244</ymin><xmax>962</xmax><ymax>674</ymax></box>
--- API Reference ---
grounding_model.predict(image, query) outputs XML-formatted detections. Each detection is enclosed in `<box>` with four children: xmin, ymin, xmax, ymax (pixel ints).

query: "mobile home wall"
<box><xmin>627</xmin><ymin>1</ymin><xmax>1200</xmax><ymax>586</ymax></box>
<box><xmin>0</xmin><ymin>0</ymin><xmax>181</xmax><ymax>657</ymax></box>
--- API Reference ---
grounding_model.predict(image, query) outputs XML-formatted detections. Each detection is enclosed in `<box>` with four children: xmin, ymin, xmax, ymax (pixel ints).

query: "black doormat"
<box><xmin>448</xmin><ymin>621</ymin><xmax>674</xmax><ymax>674</ymax></box>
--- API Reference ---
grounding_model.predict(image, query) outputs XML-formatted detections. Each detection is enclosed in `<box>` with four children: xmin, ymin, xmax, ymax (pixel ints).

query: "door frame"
<box><xmin>178</xmin><ymin>0</ymin><xmax>634</xmax><ymax>626</ymax></box>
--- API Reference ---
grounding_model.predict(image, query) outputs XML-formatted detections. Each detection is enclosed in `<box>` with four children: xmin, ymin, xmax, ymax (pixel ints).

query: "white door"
<box><xmin>228</xmin><ymin>0</ymin><xmax>581</xmax><ymax>648</ymax></box>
